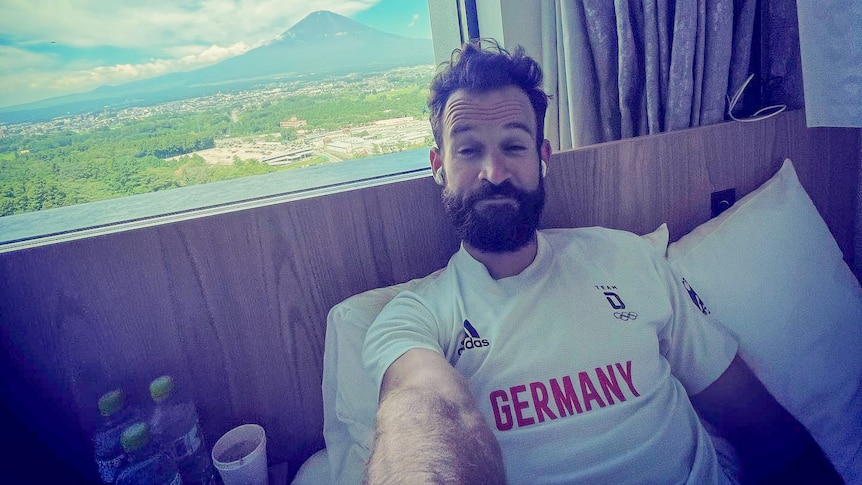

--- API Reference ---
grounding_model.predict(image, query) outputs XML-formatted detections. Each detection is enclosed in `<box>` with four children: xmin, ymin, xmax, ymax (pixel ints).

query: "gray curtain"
<box><xmin>795</xmin><ymin>0</ymin><xmax>862</xmax><ymax>128</ymax></box>
<box><xmin>541</xmin><ymin>0</ymin><xmax>756</xmax><ymax>150</ymax></box>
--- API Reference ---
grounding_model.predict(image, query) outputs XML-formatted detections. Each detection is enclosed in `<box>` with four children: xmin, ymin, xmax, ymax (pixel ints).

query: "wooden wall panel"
<box><xmin>0</xmin><ymin>180</ymin><xmax>462</xmax><ymax>482</ymax></box>
<box><xmin>543</xmin><ymin>109</ymin><xmax>860</xmax><ymax>257</ymax></box>
<box><xmin>0</xmin><ymin>109</ymin><xmax>858</xmax><ymax>483</ymax></box>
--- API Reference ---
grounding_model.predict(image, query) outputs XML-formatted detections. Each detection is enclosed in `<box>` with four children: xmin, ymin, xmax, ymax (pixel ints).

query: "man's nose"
<box><xmin>478</xmin><ymin>150</ymin><xmax>511</xmax><ymax>185</ymax></box>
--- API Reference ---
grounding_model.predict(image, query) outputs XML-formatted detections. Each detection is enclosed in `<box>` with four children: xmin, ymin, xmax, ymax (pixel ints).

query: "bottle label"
<box><xmin>96</xmin><ymin>455</ymin><xmax>125</xmax><ymax>483</ymax></box>
<box><xmin>166</xmin><ymin>423</ymin><xmax>203</xmax><ymax>461</ymax></box>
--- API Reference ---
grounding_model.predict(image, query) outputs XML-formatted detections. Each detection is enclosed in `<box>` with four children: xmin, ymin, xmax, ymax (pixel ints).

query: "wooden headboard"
<box><xmin>0</xmin><ymin>109</ymin><xmax>858</xmax><ymax>483</ymax></box>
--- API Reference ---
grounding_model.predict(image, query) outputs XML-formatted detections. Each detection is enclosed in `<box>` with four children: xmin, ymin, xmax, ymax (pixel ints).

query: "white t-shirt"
<box><xmin>363</xmin><ymin>228</ymin><xmax>737</xmax><ymax>484</ymax></box>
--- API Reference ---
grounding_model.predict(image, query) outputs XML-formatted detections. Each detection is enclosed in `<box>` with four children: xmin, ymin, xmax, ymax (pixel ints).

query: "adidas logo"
<box><xmin>458</xmin><ymin>319</ymin><xmax>490</xmax><ymax>355</ymax></box>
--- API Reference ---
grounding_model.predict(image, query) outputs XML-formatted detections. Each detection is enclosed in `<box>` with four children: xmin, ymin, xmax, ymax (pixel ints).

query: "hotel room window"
<box><xmin>0</xmin><ymin>0</ymin><xmax>451</xmax><ymax>248</ymax></box>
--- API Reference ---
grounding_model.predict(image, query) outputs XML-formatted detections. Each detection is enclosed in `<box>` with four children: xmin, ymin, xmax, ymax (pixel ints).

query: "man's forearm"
<box><xmin>734</xmin><ymin>420</ymin><xmax>842</xmax><ymax>485</ymax></box>
<box><xmin>750</xmin><ymin>440</ymin><xmax>842</xmax><ymax>485</ymax></box>
<box><xmin>364</xmin><ymin>387</ymin><xmax>506</xmax><ymax>485</ymax></box>
<box><xmin>691</xmin><ymin>356</ymin><xmax>843</xmax><ymax>484</ymax></box>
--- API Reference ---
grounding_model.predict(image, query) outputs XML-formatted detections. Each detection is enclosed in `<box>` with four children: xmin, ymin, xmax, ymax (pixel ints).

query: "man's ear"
<box><xmin>430</xmin><ymin>147</ymin><xmax>445</xmax><ymax>186</ymax></box>
<box><xmin>540</xmin><ymin>139</ymin><xmax>551</xmax><ymax>177</ymax></box>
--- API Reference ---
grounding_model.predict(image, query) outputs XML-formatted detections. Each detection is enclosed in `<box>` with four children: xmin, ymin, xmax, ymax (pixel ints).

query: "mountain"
<box><xmin>0</xmin><ymin>11</ymin><xmax>435</xmax><ymax>123</ymax></box>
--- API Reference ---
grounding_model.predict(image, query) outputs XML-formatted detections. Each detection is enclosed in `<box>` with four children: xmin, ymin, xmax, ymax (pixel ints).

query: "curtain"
<box><xmin>795</xmin><ymin>0</ymin><xmax>862</xmax><ymax>128</ymax></box>
<box><xmin>540</xmin><ymin>0</ymin><xmax>756</xmax><ymax>150</ymax></box>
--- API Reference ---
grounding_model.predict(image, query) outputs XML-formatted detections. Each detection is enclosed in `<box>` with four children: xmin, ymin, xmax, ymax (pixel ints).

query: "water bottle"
<box><xmin>148</xmin><ymin>375</ymin><xmax>218</xmax><ymax>485</ymax></box>
<box><xmin>116</xmin><ymin>422</ymin><xmax>182</xmax><ymax>485</ymax></box>
<box><xmin>93</xmin><ymin>389</ymin><xmax>140</xmax><ymax>484</ymax></box>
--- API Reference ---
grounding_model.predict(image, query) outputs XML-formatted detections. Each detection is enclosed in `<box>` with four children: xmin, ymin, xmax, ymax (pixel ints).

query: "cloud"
<box><xmin>172</xmin><ymin>42</ymin><xmax>253</xmax><ymax>68</ymax></box>
<box><xmin>0</xmin><ymin>45</ymin><xmax>59</xmax><ymax>73</ymax></box>
<box><xmin>0</xmin><ymin>0</ymin><xmax>381</xmax><ymax>51</ymax></box>
<box><xmin>408</xmin><ymin>13</ymin><xmax>419</xmax><ymax>27</ymax></box>
<box><xmin>0</xmin><ymin>46</ymin><xmax>67</xmax><ymax>107</ymax></box>
<box><xmin>0</xmin><ymin>0</ymin><xmax>384</xmax><ymax>107</ymax></box>
<box><xmin>62</xmin><ymin>41</ymin><xmax>252</xmax><ymax>87</ymax></box>
<box><xmin>0</xmin><ymin>40</ymin><xmax>257</xmax><ymax>108</ymax></box>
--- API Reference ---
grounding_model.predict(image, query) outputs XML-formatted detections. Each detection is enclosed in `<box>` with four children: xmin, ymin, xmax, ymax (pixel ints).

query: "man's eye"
<box><xmin>506</xmin><ymin>145</ymin><xmax>528</xmax><ymax>152</ymax></box>
<box><xmin>458</xmin><ymin>148</ymin><xmax>478</xmax><ymax>156</ymax></box>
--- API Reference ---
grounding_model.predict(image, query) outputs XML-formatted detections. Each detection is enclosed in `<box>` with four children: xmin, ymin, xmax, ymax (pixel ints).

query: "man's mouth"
<box><xmin>474</xmin><ymin>195</ymin><xmax>518</xmax><ymax>209</ymax></box>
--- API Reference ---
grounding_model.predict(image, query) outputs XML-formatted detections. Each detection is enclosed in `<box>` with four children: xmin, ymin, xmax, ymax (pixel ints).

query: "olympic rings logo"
<box><xmin>614</xmin><ymin>311</ymin><xmax>638</xmax><ymax>321</ymax></box>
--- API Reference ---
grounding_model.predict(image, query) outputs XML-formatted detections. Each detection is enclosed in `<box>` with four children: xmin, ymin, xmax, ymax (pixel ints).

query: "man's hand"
<box><xmin>691</xmin><ymin>355</ymin><xmax>843</xmax><ymax>484</ymax></box>
<box><xmin>363</xmin><ymin>348</ymin><xmax>506</xmax><ymax>485</ymax></box>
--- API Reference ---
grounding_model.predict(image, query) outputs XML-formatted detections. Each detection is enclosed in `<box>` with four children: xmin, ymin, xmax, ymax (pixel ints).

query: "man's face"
<box><xmin>431</xmin><ymin>86</ymin><xmax>549</xmax><ymax>253</ymax></box>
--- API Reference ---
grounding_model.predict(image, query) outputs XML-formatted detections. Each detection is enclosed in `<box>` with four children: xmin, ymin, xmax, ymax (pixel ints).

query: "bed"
<box><xmin>307</xmin><ymin>112</ymin><xmax>862</xmax><ymax>483</ymax></box>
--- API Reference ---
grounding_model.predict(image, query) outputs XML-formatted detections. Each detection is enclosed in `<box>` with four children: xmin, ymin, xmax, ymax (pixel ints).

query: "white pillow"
<box><xmin>322</xmin><ymin>270</ymin><xmax>443</xmax><ymax>485</ymax></box>
<box><xmin>667</xmin><ymin>158</ymin><xmax>862</xmax><ymax>484</ymax></box>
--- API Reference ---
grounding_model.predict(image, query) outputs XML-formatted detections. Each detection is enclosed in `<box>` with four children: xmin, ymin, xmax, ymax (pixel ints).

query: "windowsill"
<box><xmin>0</xmin><ymin>148</ymin><xmax>431</xmax><ymax>253</ymax></box>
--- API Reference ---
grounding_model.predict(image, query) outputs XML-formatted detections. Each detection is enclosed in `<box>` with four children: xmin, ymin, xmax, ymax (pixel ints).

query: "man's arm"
<box><xmin>363</xmin><ymin>348</ymin><xmax>506</xmax><ymax>485</ymax></box>
<box><xmin>691</xmin><ymin>355</ymin><xmax>842</xmax><ymax>484</ymax></box>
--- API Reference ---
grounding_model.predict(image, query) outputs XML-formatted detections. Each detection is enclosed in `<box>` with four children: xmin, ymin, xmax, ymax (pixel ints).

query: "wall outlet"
<box><xmin>711</xmin><ymin>188</ymin><xmax>736</xmax><ymax>218</ymax></box>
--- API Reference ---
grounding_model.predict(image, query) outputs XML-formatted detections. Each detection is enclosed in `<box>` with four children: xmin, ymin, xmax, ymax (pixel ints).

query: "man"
<box><xmin>361</xmin><ymin>41</ymin><xmax>839</xmax><ymax>484</ymax></box>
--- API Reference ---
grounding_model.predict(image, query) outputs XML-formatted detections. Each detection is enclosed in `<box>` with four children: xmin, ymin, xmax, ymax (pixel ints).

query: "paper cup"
<box><xmin>212</xmin><ymin>423</ymin><xmax>269</xmax><ymax>485</ymax></box>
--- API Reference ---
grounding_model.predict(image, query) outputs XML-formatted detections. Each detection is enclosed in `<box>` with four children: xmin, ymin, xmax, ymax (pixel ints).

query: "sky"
<box><xmin>0</xmin><ymin>0</ymin><xmax>433</xmax><ymax>110</ymax></box>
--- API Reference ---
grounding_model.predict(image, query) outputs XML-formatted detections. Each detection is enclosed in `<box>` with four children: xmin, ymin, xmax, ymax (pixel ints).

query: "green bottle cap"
<box><xmin>97</xmin><ymin>389</ymin><xmax>125</xmax><ymax>417</ymax></box>
<box><xmin>149</xmin><ymin>375</ymin><xmax>175</xmax><ymax>402</ymax></box>
<box><xmin>120</xmin><ymin>422</ymin><xmax>150</xmax><ymax>453</ymax></box>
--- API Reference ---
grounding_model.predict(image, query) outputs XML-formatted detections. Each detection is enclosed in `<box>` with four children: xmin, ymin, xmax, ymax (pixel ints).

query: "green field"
<box><xmin>0</xmin><ymin>68</ymin><xmax>433</xmax><ymax>217</ymax></box>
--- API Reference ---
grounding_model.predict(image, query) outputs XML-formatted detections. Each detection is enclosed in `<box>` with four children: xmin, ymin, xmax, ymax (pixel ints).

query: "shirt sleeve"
<box><xmin>653</xmin><ymin>253</ymin><xmax>739</xmax><ymax>395</ymax></box>
<box><xmin>362</xmin><ymin>290</ymin><xmax>445</xmax><ymax>400</ymax></box>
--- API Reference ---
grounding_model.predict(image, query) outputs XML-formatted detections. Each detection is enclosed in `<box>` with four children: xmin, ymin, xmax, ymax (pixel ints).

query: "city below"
<box><xmin>186</xmin><ymin>115</ymin><xmax>432</xmax><ymax>168</ymax></box>
<box><xmin>0</xmin><ymin>64</ymin><xmax>435</xmax><ymax>166</ymax></box>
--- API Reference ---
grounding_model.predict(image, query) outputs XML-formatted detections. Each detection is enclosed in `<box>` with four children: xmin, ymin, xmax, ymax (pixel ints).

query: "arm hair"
<box><xmin>363</xmin><ymin>349</ymin><xmax>506</xmax><ymax>485</ymax></box>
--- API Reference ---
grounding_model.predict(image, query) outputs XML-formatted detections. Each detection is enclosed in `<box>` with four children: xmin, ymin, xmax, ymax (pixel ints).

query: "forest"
<box><xmin>0</xmin><ymin>69</ymin><xmax>432</xmax><ymax>217</ymax></box>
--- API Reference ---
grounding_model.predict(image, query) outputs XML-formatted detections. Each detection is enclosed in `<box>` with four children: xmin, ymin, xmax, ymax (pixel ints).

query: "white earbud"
<box><xmin>541</xmin><ymin>160</ymin><xmax>548</xmax><ymax>178</ymax></box>
<box><xmin>433</xmin><ymin>167</ymin><xmax>445</xmax><ymax>185</ymax></box>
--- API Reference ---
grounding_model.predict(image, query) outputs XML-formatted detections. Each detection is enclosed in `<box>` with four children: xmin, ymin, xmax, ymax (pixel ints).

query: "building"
<box><xmin>262</xmin><ymin>146</ymin><xmax>314</xmax><ymax>166</ymax></box>
<box><xmin>280</xmin><ymin>116</ymin><xmax>308</xmax><ymax>129</ymax></box>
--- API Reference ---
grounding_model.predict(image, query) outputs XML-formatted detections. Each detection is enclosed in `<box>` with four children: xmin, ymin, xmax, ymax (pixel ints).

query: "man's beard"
<box><xmin>442</xmin><ymin>178</ymin><xmax>545</xmax><ymax>253</ymax></box>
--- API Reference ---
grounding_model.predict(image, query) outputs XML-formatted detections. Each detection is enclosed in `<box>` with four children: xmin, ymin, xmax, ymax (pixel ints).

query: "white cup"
<box><xmin>211</xmin><ymin>423</ymin><xmax>269</xmax><ymax>485</ymax></box>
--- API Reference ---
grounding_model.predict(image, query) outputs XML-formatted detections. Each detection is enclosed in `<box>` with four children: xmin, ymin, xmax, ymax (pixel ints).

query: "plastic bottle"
<box><xmin>93</xmin><ymin>389</ymin><xmax>140</xmax><ymax>484</ymax></box>
<box><xmin>148</xmin><ymin>375</ymin><xmax>218</xmax><ymax>485</ymax></box>
<box><xmin>116</xmin><ymin>422</ymin><xmax>182</xmax><ymax>485</ymax></box>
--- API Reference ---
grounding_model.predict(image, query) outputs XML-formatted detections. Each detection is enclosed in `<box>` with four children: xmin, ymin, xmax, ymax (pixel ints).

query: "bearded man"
<box><xmin>360</xmin><ymin>41</ymin><xmax>839</xmax><ymax>485</ymax></box>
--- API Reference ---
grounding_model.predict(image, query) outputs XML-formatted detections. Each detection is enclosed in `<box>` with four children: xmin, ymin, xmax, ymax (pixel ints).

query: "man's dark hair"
<box><xmin>428</xmin><ymin>39</ymin><xmax>549</xmax><ymax>154</ymax></box>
